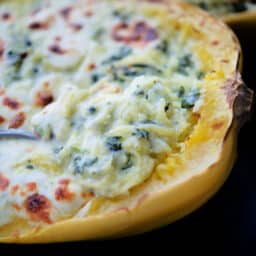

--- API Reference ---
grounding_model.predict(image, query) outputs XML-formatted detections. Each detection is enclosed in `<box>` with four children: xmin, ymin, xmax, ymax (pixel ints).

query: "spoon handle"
<box><xmin>0</xmin><ymin>129</ymin><xmax>39</xmax><ymax>140</ymax></box>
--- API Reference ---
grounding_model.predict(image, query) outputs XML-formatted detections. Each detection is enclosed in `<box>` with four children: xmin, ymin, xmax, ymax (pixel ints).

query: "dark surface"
<box><xmin>1</xmin><ymin>24</ymin><xmax>255</xmax><ymax>254</ymax></box>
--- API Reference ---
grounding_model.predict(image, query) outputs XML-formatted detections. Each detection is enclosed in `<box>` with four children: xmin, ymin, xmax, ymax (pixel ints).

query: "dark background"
<box><xmin>0</xmin><ymin>23</ymin><xmax>255</xmax><ymax>254</ymax></box>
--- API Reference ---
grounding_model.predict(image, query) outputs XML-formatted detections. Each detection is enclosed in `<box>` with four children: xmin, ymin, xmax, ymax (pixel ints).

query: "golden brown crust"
<box><xmin>224</xmin><ymin>11</ymin><xmax>256</xmax><ymax>26</ymax></box>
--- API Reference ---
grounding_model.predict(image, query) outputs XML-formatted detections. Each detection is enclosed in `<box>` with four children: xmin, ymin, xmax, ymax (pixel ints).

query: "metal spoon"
<box><xmin>0</xmin><ymin>129</ymin><xmax>39</xmax><ymax>140</ymax></box>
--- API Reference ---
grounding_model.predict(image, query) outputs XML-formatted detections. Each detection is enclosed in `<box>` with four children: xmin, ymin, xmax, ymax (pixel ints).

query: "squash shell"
<box><xmin>224</xmin><ymin>11</ymin><xmax>256</xmax><ymax>26</ymax></box>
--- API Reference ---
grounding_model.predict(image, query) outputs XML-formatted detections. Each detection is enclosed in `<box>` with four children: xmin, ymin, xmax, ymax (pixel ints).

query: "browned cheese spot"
<box><xmin>0</xmin><ymin>88</ymin><xmax>5</xmax><ymax>96</ymax></box>
<box><xmin>0</xmin><ymin>39</ymin><xmax>4</xmax><ymax>59</ymax></box>
<box><xmin>58</xmin><ymin>178</ymin><xmax>70</xmax><ymax>185</ymax></box>
<box><xmin>55</xmin><ymin>179</ymin><xmax>75</xmax><ymax>202</ymax></box>
<box><xmin>28</xmin><ymin>22</ymin><xmax>48</xmax><ymax>30</ymax></box>
<box><xmin>11</xmin><ymin>185</ymin><xmax>19</xmax><ymax>195</ymax></box>
<box><xmin>81</xmin><ymin>191</ymin><xmax>94</xmax><ymax>199</ymax></box>
<box><xmin>70</xmin><ymin>23</ymin><xmax>83</xmax><ymax>31</ymax></box>
<box><xmin>84</xmin><ymin>10</ymin><xmax>93</xmax><ymax>17</ymax></box>
<box><xmin>54</xmin><ymin>36</ymin><xmax>62</xmax><ymax>42</ymax></box>
<box><xmin>211</xmin><ymin>40</ymin><xmax>219</xmax><ymax>46</ymax></box>
<box><xmin>1</xmin><ymin>12</ymin><xmax>11</xmax><ymax>21</ymax></box>
<box><xmin>26</xmin><ymin>182</ymin><xmax>38</xmax><ymax>192</ymax></box>
<box><xmin>24</xmin><ymin>193</ymin><xmax>52</xmax><ymax>224</ymax></box>
<box><xmin>0</xmin><ymin>115</ymin><xmax>5</xmax><ymax>125</ymax></box>
<box><xmin>212</xmin><ymin>122</ymin><xmax>224</xmax><ymax>130</ymax></box>
<box><xmin>3</xmin><ymin>97</ymin><xmax>21</xmax><ymax>110</ymax></box>
<box><xmin>87</xmin><ymin>63</ymin><xmax>96</xmax><ymax>71</ymax></box>
<box><xmin>60</xmin><ymin>6</ymin><xmax>73</xmax><ymax>20</ymax></box>
<box><xmin>48</xmin><ymin>44</ymin><xmax>67</xmax><ymax>55</ymax></box>
<box><xmin>35</xmin><ymin>91</ymin><xmax>54</xmax><ymax>107</ymax></box>
<box><xmin>12</xmin><ymin>203</ymin><xmax>21</xmax><ymax>211</ymax></box>
<box><xmin>0</xmin><ymin>172</ymin><xmax>9</xmax><ymax>191</ymax></box>
<box><xmin>112</xmin><ymin>21</ymin><xmax>158</xmax><ymax>45</ymax></box>
<box><xmin>8</xmin><ymin>112</ymin><xmax>26</xmax><ymax>128</ymax></box>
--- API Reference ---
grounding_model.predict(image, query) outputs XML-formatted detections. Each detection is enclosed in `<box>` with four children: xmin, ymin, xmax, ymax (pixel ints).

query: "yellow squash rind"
<box><xmin>224</xmin><ymin>11</ymin><xmax>256</xmax><ymax>26</ymax></box>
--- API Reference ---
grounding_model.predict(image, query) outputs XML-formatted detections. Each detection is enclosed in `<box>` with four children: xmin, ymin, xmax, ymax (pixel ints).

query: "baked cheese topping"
<box><xmin>0</xmin><ymin>0</ymin><xmax>209</xmax><ymax>228</ymax></box>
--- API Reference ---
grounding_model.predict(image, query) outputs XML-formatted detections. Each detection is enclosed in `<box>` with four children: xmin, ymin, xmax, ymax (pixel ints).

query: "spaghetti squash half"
<box><xmin>0</xmin><ymin>0</ymin><xmax>253</xmax><ymax>243</ymax></box>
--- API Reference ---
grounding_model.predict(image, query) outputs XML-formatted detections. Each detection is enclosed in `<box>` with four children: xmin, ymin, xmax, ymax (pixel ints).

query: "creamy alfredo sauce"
<box><xmin>0</xmin><ymin>0</ymin><xmax>203</xmax><ymax>226</ymax></box>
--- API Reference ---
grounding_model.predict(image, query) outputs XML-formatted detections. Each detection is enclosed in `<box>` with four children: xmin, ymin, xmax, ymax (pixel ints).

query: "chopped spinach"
<box><xmin>132</xmin><ymin>128</ymin><xmax>149</xmax><ymax>140</ymax></box>
<box><xmin>106</xmin><ymin>136</ymin><xmax>122</xmax><ymax>151</ymax></box>
<box><xmin>32</xmin><ymin>67</ymin><xmax>40</xmax><ymax>75</ymax></box>
<box><xmin>92</xmin><ymin>27</ymin><xmax>105</xmax><ymax>40</ymax></box>
<box><xmin>73</xmin><ymin>156</ymin><xmax>82</xmax><ymax>174</ymax></box>
<box><xmin>25</xmin><ymin>39</ymin><xmax>33</xmax><ymax>47</ymax></box>
<box><xmin>164</xmin><ymin>102</ymin><xmax>171</xmax><ymax>112</ymax></box>
<box><xmin>7</xmin><ymin>50</ymin><xmax>24</xmax><ymax>65</ymax></box>
<box><xmin>179</xmin><ymin>54</ymin><xmax>194</xmax><ymax>68</ymax></box>
<box><xmin>177</xmin><ymin>86</ymin><xmax>185</xmax><ymax>98</ymax></box>
<box><xmin>24</xmin><ymin>159</ymin><xmax>35</xmax><ymax>170</ymax></box>
<box><xmin>26</xmin><ymin>164</ymin><xmax>34</xmax><ymax>170</ymax></box>
<box><xmin>111</xmin><ymin>63</ymin><xmax>162</xmax><ymax>82</ymax></box>
<box><xmin>111</xmin><ymin>66</ymin><xmax>133</xmax><ymax>82</ymax></box>
<box><xmin>3</xmin><ymin>35</ymin><xmax>33</xmax><ymax>85</ymax></box>
<box><xmin>112</xmin><ymin>10</ymin><xmax>130</xmax><ymax>22</ymax></box>
<box><xmin>102</xmin><ymin>47</ymin><xmax>132</xmax><ymax>64</ymax></box>
<box><xmin>4</xmin><ymin>50</ymin><xmax>27</xmax><ymax>81</ymax></box>
<box><xmin>176</xmin><ymin>54</ymin><xmax>194</xmax><ymax>75</ymax></box>
<box><xmin>88</xmin><ymin>106</ymin><xmax>97</xmax><ymax>114</ymax></box>
<box><xmin>33</xmin><ymin>125</ymin><xmax>44</xmax><ymax>137</ymax></box>
<box><xmin>53</xmin><ymin>146</ymin><xmax>64</xmax><ymax>154</ymax></box>
<box><xmin>33</xmin><ymin>124</ymin><xmax>54</xmax><ymax>140</ymax></box>
<box><xmin>140</xmin><ymin>120</ymin><xmax>157</xmax><ymax>125</ymax></box>
<box><xmin>179</xmin><ymin>88</ymin><xmax>200</xmax><ymax>109</ymax></box>
<box><xmin>90</xmin><ymin>73</ymin><xmax>104</xmax><ymax>83</ymax></box>
<box><xmin>197</xmin><ymin>71</ymin><xmax>205</xmax><ymax>80</ymax></box>
<box><xmin>131</xmin><ymin>64</ymin><xmax>162</xmax><ymax>74</ymax></box>
<box><xmin>134</xmin><ymin>89</ymin><xmax>145</xmax><ymax>96</ymax></box>
<box><xmin>156</xmin><ymin>40</ymin><xmax>169</xmax><ymax>54</ymax></box>
<box><xmin>73</xmin><ymin>155</ymin><xmax>98</xmax><ymax>174</ymax></box>
<box><xmin>70</xmin><ymin>117</ymin><xmax>86</xmax><ymax>129</ymax></box>
<box><xmin>121</xmin><ymin>153</ymin><xmax>133</xmax><ymax>170</ymax></box>
<box><xmin>71</xmin><ymin>146</ymin><xmax>84</xmax><ymax>153</ymax></box>
<box><xmin>83</xmin><ymin>157</ymin><xmax>98</xmax><ymax>167</ymax></box>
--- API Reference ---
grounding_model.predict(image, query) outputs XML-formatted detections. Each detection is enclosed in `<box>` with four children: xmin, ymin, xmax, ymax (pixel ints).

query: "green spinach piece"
<box><xmin>73</xmin><ymin>156</ymin><xmax>98</xmax><ymax>174</ymax></box>
<box><xmin>132</xmin><ymin>128</ymin><xmax>149</xmax><ymax>140</ymax></box>
<box><xmin>179</xmin><ymin>88</ymin><xmax>200</xmax><ymax>109</ymax></box>
<box><xmin>102</xmin><ymin>47</ymin><xmax>132</xmax><ymax>64</ymax></box>
<box><xmin>111</xmin><ymin>64</ymin><xmax>162</xmax><ymax>82</ymax></box>
<box><xmin>197</xmin><ymin>71</ymin><xmax>205</xmax><ymax>80</ymax></box>
<box><xmin>176</xmin><ymin>54</ymin><xmax>194</xmax><ymax>75</ymax></box>
<box><xmin>106</xmin><ymin>136</ymin><xmax>123</xmax><ymax>151</ymax></box>
<box><xmin>3</xmin><ymin>35</ymin><xmax>33</xmax><ymax>85</ymax></box>
<box><xmin>121</xmin><ymin>153</ymin><xmax>134</xmax><ymax>170</ymax></box>
<box><xmin>88</xmin><ymin>106</ymin><xmax>97</xmax><ymax>114</ymax></box>
<box><xmin>156</xmin><ymin>40</ymin><xmax>169</xmax><ymax>54</ymax></box>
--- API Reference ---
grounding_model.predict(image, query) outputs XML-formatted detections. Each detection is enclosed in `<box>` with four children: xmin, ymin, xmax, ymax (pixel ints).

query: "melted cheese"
<box><xmin>0</xmin><ymin>0</ymin><xmax>206</xmax><ymax>227</ymax></box>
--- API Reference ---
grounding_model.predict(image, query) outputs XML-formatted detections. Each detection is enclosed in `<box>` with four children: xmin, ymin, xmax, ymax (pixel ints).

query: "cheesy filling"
<box><xmin>0</xmin><ymin>0</ymin><xmax>204</xmax><ymax>226</ymax></box>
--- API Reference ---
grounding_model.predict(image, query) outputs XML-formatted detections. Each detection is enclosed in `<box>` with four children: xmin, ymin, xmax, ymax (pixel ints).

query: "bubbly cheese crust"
<box><xmin>0</xmin><ymin>0</ymin><xmax>239</xmax><ymax>236</ymax></box>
